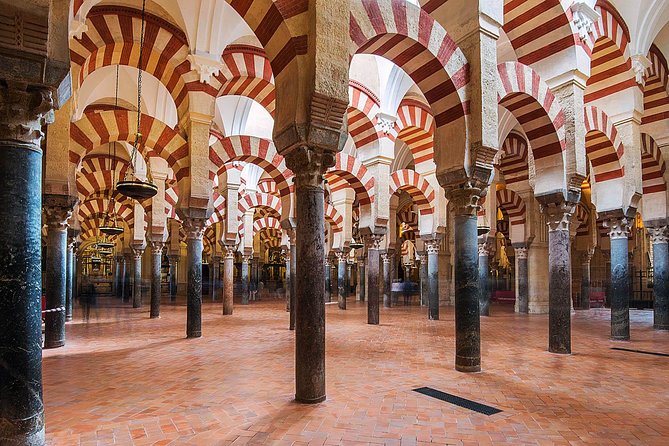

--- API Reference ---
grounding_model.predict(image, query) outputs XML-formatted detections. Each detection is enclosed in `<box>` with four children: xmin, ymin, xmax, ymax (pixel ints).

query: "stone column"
<box><xmin>184</xmin><ymin>219</ymin><xmax>205</xmax><ymax>338</ymax></box>
<box><xmin>445</xmin><ymin>187</ymin><xmax>484</xmax><ymax>372</ymax></box>
<box><xmin>0</xmin><ymin>81</ymin><xmax>60</xmax><ymax>445</ymax></box>
<box><xmin>513</xmin><ymin>244</ymin><xmax>529</xmax><ymax>313</ymax></box>
<box><xmin>285</xmin><ymin>249</ymin><xmax>291</xmax><ymax>312</ymax></box>
<box><xmin>123</xmin><ymin>253</ymin><xmax>132</xmax><ymax>303</ymax></box>
<box><xmin>324</xmin><ymin>257</ymin><xmax>331</xmax><ymax>303</ymax></box>
<box><xmin>606</xmin><ymin>216</ymin><xmax>631</xmax><ymax>340</ymax></box>
<box><xmin>367</xmin><ymin>235</ymin><xmax>383</xmax><ymax>325</ymax></box>
<box><xmin>168</xmin><ymin>255</ymin><xmax>179</xmax><ymax>303</ymax></box>
<box><xmin>358</xmin><ymin>257</ymin><xmax>366</xmax><ymax>302</ymax></box>
<box><xmin>579</xmin><ymin>248</ymin><xmax>594</xmax><ymax>310</ymax></box>
<box><xmin>43</xmin><ymin>195</ymin><xmax>76</xmax><ymax>349</ymax></box>
<box><xmin>212</xmin><ymin>256</ymin><xmax>221</xmax><ymax>302</ymax></box>
<box><xmin>66</xmin><ymin>239</ymin><xmax>76</xmax><ymax>321</ymax></box>
<box><xmin>478</xmin><ymin>240</ymin><xmax>492</xmax><ymax>316</ymax></box>
<box><xmin>649</xmin><ymin>227</ymin><xmax>669</xmax><ymax>330</ymax></box>
<box><xmin>337</xmin><ymin>251</ymin><xmax>348</xmax><ymax>310</ymax></box>
<box><xmin>131</xmin><ymin>246</ymin><xmax>145</xmax><ymax>309</ymax></box>
<box><xmin>115</xmin><ymin>256</ymin><xmax>124</xmax><ymax>299</ymax></box>
<box><xmin>241</xmin><ymin>255</ymin><xmax>251</xmax><ymax>305</ymax></box>
<box><xmin>284</xmin><ymin>148</ymin><xmax>330</xmax><ymax>404</ymax></box>
<box><xmin>382</xmin><ymin>252</ymin><xmax>392</xmax><ymax>308</ymax></box>
<box><xmin>539</xmin><ymin>198</ymin><xmax>577</xmax><ymax>354</ymax></box>
<box><xmin>418</xmin><ymin>253</ymin><xmax>428</xmax><ymax>306</ymax></box>
<box><xmin>290</xmin><ymin>240</ymin><xmax>296</xmax><ymax>330</ymax></box>
<box><xmin>425</xmin><ymin>239</ymin><xmax>441</xmax><ymax>320</ymax></box>
<box><xmin>222</xmin><ymin>245</ymin><xmax>235</xmax><ymax>315</ymax></box>
<box><xmin>150</xmin><ymin>241</ymin><xmax>164</xmax><ymax>319</ymax></box>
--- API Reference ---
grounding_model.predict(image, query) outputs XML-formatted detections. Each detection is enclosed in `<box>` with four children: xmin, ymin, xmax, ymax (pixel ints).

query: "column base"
<box><xmin>611</xmin><ymin>335</ymin><xmax>630</xmax><ymax>341</ymax></box>
<box><xmin>187</xmin><ymin>332</ymin><xmax>202</xmax><ymax>339</ymax></box>
<box><xmin>294</xmin><ymin>395</ymin><xmax>326</xmax><ymax>404</ymax></box>
<box><xmin>150</xmin><ymin>315</ymin><xmax>160</xmax><ymax>319</ymax></box>
<box><xmin>66</xmin><ymin>316</ymin><xmax>72</xmax><ymax>322</ymax></box>
<box><xmin>654</xmin><ymin>324</ymin><xmax>669</xmax><ymax>330</ymax></box>
<box><xmin>44</xmin><ymin>340</ymin><xmax>64</xmax><ymax>349</ymax></box>
<box><xmin>455</xmin><ymin>363</ymin><xmax>481</xmax><ymax>373</ymax></box>
<box><xmin>549</xmin><ymin>347</ymin><xmax>571</xmax><ymax>355</ymax></box>
<box><xmin>0</xmin><ymin>426</ymin><xmax>45</xmax><ymax>446</ymax></box>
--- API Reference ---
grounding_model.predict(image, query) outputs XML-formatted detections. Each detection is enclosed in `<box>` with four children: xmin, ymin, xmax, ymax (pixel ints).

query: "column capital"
<box><xmin>182</xmin><ymin>218</ymin><xmax>206</xmax><ymax>241</ymax></box>
<box><xmin>324</xmin><ymin>257</ymin><xmax>331</xmax><ymax>267</ymax></box>
<box><xmin>364</xmin><ymin>233</ymin><xmax>384</xmax><ymax>250</ymax></box>
<box><xmin>131</xmin><ymin>246</ymin><xmax>145</xmax><ymax>259</ymax></box>
<box><xmin>581</xmin><ymin>247</ymin><xmax>595</xmax><ymax>263</ymax></box>
<box><xmin>478</xmin><ymin>241</ymin><xmax>493</xmax><ymax>257</ymax></box>
<box><xmin>242</xmin><ymin>254</ymin><xmax>253</xmax><ymax>263</ymax></box>
<box><xmin>604</xmin><ymin>216</ymin><xmax>632</xmax><ymax>240</ymax></box>
<box><xmin>150</xmin><ymin>241</ymin><xmax>165</xmax><ymax>255</ymax></box>
<box><xmin>538</xmin><ymin>198</ymin><xmax>577</xmax><ymax>232</ymax></box>
<box><xmin>514</xmin><ymin>246</ymin><xmax>529</xmax><ymax>260</ymax></box>
<box><xmin>0</xmin><ymin>84</ymin><xmax>56</xmax><ymax>149</ymax></box>
<box><xmin>335</xmin><ymin>249</ymin><xmax>350</xmax><ymax>262</ymax></box>
<box><xmin>381</xmin><ymin>252</ymin><xmax>392</xmax><ymax>264</ymax></box>
<box><xmin>444</xmin><ymin>186</ymin><xmax>487</xmax><ymax>217</ymax></box>
<box><xmin>424</xmin><ymin>238</ymin><xmax>441</xmax><ymax>255</ymax></box>
<box><xmin>284</xmin><ymin>146</ymin><xmax>336</xmax><ymax>188</ymax></box>
<box><xmin>43</xmin><ymin>194</ymin><xmax>78</xmax><ymax>230</ymax></box>
<box><xmin>222</xmin><ymin>244</ymin><xmax>236</xmax><ymax>259</ymax></box>
<box><xmin>167</xmin><ymin>254</ymin><xmax>180</xmax><ymax>263</ymax></box>
<box><xmin>648</xmin><ymin>226</ymin><xmax>669</xmax><ymax>245</ymax></box>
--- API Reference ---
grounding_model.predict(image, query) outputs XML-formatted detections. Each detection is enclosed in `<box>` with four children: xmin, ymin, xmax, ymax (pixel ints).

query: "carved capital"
<box><xmin>242</xmin><ymin>254</ymin><xmax>253</xmax><ymax>264</ymax></box>
<box><xmin>631</xmin><ymin>54</ymin><xmax>652</xmax><ymax>86</ymax></box>
<box><xmin>570</xmin><ymin>1</ymin><xmax>600</xmax><ymax>41</ymax></box>
<box><xmin>151</xmin><ymin>241</ymin><xmax>165</xmax><ymax>256</ymax></box>
<box><xmin>187</xmin><ymin>54</ymin><xmax>225</xmax><ymax>85</ymax></box>
<box><xmin>515</xmin><ymin>246</ymin><xmax>529</xmax><ymax>260</ymax></box>
<box><xmin>539</xmin><ymin>199</ymin><xmax>576</xmax><ymax>232</ymax></box>
<box><xmin>131</xmin><ymin>246</ymin><xmax>145</xmax><ymax>259</ymax></box>
<box><xmin>478</xmin><ymin>241</ymin><xmax>493</xmax><ymax>257</ymax></box>
<box><xmin>336</xmin><ymin>249</ymin><xmax>350</xmax><ymax>263</ymax></box>
<box><xmin>425</xmin><ymin>238</ymin><xmax>441</xmax><ymax>255</ymax></box>
<box><xmin>43</xmin><ymin>194</ymin><xmax>78</xmax><ymax>230</ymax></box>
<box><xmin>444</xmin><ymin>186</ymin><xmax>486</xmax><ymax>217</ymax></box>
<box><xmin>284</xmin><ymin>146</ymin><xmax>336</xmax><ymax>188</ymax></box>
<box><xmin>648</xmin><ymin>226</ymin><xmax>669</xmax><ymax>245</ymax></box>
<box><xmin>375</xmin><ymin>112</ymin><xmax>397</xmax><ymax>135</ymax></box>
<box><xmin>0</xmin><ymin>84</ymin><xmax>55</xmax><ymax>148</ymax></box>
<box><xmin>222</xmin><ymin>244</ymin><xmax>236</xmax><ymax>259</ymax></box>
<box><xmin>365</xmin><ymin>233</ymin><xmax>384</xmax><ymax>250</ymax></box>
<box><xmin>381</xmin><ymin>252</ymin><xmax>392</xmax><ymax>264</ymax></box>
<box><xmin>604</xmin><ymin>217</ymin><xmax>631</xmax><ymax>240</ymax></box>
<box><xmin>324</xmin><ymin>257</ymin><xmax>331</xmax><ymax>267</ymax></box>
<box><xmin>183</xmin><ymin>218</ymin><xmax>206</xmax><ymax>241</ymax></box>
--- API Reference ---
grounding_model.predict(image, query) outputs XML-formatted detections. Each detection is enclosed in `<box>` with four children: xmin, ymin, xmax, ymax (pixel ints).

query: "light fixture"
<box><xmin>116</xmin><ymin>0</ymin><xmax>157</xmax><ymax>201</ymax></box>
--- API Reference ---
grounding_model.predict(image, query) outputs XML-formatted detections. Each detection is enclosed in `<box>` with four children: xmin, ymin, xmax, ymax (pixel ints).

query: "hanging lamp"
<box><xmin>116</xmin><ymin>0</ymin><xmax>158</xmax><ymax>200</ymax></box>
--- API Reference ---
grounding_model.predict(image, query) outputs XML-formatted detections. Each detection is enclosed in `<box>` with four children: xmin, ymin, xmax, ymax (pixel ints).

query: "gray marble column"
<box><xmin>212</xmin><ymin>256</ymin><xmax>221</xmax><ymax>302</ymax></box>
<box><xmin>123</xmin><ymin>254</ymin><xmax>132</xmax><ymax>303</ymax></box>
<box><xmin>168</xmin><ymin>254</ymin><xmax>178</xmax><ymax>303</ymax></box>
<box><xmin>358</xmin><ymin>257</ymin><xmax>366</xmax><ymax>302</ymax></box>
<box><xmin>150</xmin><ymin>241</ymin><xmax>164</xmax><ymax>319</ymax></box>
<box><xmin>131</xmin><ymin>246</ymin><xmax>144</xmax><ymax>309</ymax></box>
<box><xmin>418</xmin><ymin>253</ymin><xmax>428</xmax><ymax>306</ymax></box>
<box><xmin>43</xmin><ymin>196</ymin><xmax>76</xmax><ymax>349</ymax></box>
<box><xmin>223</xmin><ymin>245</ymin><xmax>235</xmax><ymax>315</ymax></box>
<box><xmin>337</xmin><ymin>251</ymin><xmax>348</xmax><ymax>310</ymax></box>
<box><xmin>184</xmin><ymin>218</ymin><xmax>205</xmax><ymax>338</ymax></box>
<box><xmin>285</xmin><ymin>249</ymin><xmax>291</xmax><ymax>312</ymax></box>
<box><xmin>513</xmin><ymin>244</ymin><xmax>529</xmax><ymax>314</ymax></box>
<box><xmin>425</xmin><ymin>239</ymin><xmax>440</xmax><ymax>320</ymax></box>
<box><xmin>606</xmin><ymin>216</ymin><xmax>631</xmax><ymax>341</ymax></box>
<box><xmin>324</xmin><ymin>257</ymin><xmax>332</xmax><ymax>303</ymax></box>
<box><xmin>114</xmin><ymin>255</ymin><xmax>123</xmax><ymax>299</ymax></box>
<box><xmin>382</xmin><ymin>252</ymin><xmax>392</xmax><ymax>308</ymax></box>
<box><xmin>66</xmin><ymin>239</ymin><xmax>75</xmax><ymax>321</ymax></box>
<box><xmin>478</xmin><ymin>241</ymin><xmax>492</xmax><ymax>317</ymax></box>
<box><xmin>241</xmin><ymin>255</ymin><xmax>251</xmax><ymax>305</ymax></box>
<box><xmin>0</xmin><ymin>83</ymin><xmax>60</xmax><ymax>446</ymax></box>
<box><xmin>445</xmin><ymin>187</ymin><xmax>484</xmax><ymax>373</ymax></box>
<box><xmin>285</xmin><ymin>149</ymin><xmax>329</xmax><ymax>404</ymax></box>
<box><xmin>290</xmin><ymin>240</ymin><xmax>296</xmax><ymax>330</ymax></box>
<box><xmin>579</xmin><ymin>248</ymin><xmax>594</xmax><ymax>310</ymax></box>
<box><xmin>367</xmin><ymin>235</ymin><xmax>383</xmax><ymax>324</ymax></box>
<box><xmin>540</xmin><ymin>198</ymin><xmax>577</xmax><ymax>354</ymax></box>
<box><xmin>649</xmin><ymin>227</ymin><xmax>669</xmax><ymax>330</ymax></box>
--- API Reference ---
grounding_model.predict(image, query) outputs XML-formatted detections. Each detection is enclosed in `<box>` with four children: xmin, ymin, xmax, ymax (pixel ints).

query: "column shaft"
<box><xmin>223</xmin><ymin>249</ymin><xmax>234</xmax><ymax>315</ymax></box>
<box><xmin>427</xmin><ymin>244</ymin><xmax>440</xmax><ymax>320</ymax></box>
<box><xmin>338</xmin><ymin>256</ymin><xmax>347</xmax><ymax>310</ymax></box>
<box><xmin>241</xmin><ymin>258</ymin><xmax>250</xmax><ymax>305</ymax></box>
<box><xmin>420</xmin><ymin>255</ymin><xmax>428</xmax><ymax>306</ymax></box>
<box><xmin>580</xmin><ymin>252</ymin><xmax>592</xmax><ymax>310</ymax></box>
<box><xmin>652</xmin><ymin>235</ymin><xmax>669</xmax><ymax>330</ymax></box>
<box><xmin>454</xmin><ymin>214</ymin><xmax>480</xmax><ymax>372</ymax></box>
<box><xmin>367</xmin><ymin>242</ymin><xmax>381</xmax><ymax>324</ymax></box>
<box><xmin>478</xmin><ymin>244</ymin><xmax>490</xmax><ymax>316</ymax></box>
<box><xmin>132</xmin><ymin>251</ymin><xmax>143</xmax><ymax>309</ymax></box>
<box><xmin>123</xmin><ymin>255</ymin><xmax>131</xmax><ymax>303</ymax></box>
<box><xmin>514</xmin><ymin>245</ymin><xmax>529</xmax><ymax>314</ymax></box>
<box><xmin>610</xmin><ymin>237</ymin><xmax>630</xmax><ymax>340</ymax></box>
<box><xmin>186</xmin><ymin>235</ymin><xmax>203</xmax><ymax>338</ymax></box>
<box><xmin>548</xmin><ymin>228</ymin><xmax>572</xmax><ymax>352</ymax></box>
<box><xmin>285</xmin><ymin>253</ymin><xmax>291</xmax><ymax>312</ymax></box>
<box><xmin>290</xmin><ymin>243</ymin><xmax>296</xmax><ymax>330</ymax></box>
<box><xmin>44</xmin><ymin>223</ymin><xmax>67</xmax><ymax>349</ymax></box>
<box><xmin>150</xmin><ymin>245</ymin><xmax>162</xmax><ymax>319</ymax></box>
<box><xmin>168</xmin><ymin>256</ymin><xmax>178</xmax><ymax>303</ymax></box>
<box><xmin>358</xmin><ymin>261</ymin><xmax>366</xmax><ymax>302</ymax></box>
<box><xmin>324</xmin><ymin>260</ymin><xmax>331</xmax><ymax>303</ymax></box>
<box><xmin>383</xmin><ymin>254</ymin><xmax>391</xmax><ymax>308</ymax></box>
<box><xmin>66</xmin><ymin>244</ymin><xmax>74</xmax><ymax>321</ymax></box>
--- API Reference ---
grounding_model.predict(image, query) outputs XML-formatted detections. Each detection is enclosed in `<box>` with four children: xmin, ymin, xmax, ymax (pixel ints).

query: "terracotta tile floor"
<box><xmin>43</xmin><ymin>296</ymin><xmax>669</xmax><ymax>446</ymax></box>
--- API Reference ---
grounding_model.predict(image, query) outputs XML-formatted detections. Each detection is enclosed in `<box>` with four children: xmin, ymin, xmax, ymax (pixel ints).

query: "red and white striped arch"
<box><xmin>642</xmin><ymin>45</ymin><xmax>669</xmax><ymax>126</ymax></box>
<box><xmin>78</xmin><ymin>197</ymin><xmax>134</xmax><ymax>229</ymax></box>
<box><xmin>583</xmin><ymin>106</ymin><xmax>624</xmax><ymax>183</ymax></box>
<box><xmin>325</xmin><ymin>153</ymin><xmax>375</xmax><ymax>206</ymax></box>
<box><xmin>641</xmin><ymin>133</ymin><xmax>667</xmax><ymax>195</ymax></box>
<box><xmin>584</xmin><ymin>2</ymin><xmax>635</xmax><ymax>104</ymax></box>
<box><xmin>209</xmin><ymin>134</ymin><xmax>293</xmax><ymax>220</ymax></box>
<box><xmin>70</xmin><ymin>110</ymin><xmax>189</xmax><ymax>180</ymax></box>
<box><xmin>389</xmin><ymin>170</ymin><xmax>436</xmax><ymax>216</ymax></box>
<box><xmin>80</xmin><ymin>155</ymin><xmax>129</xmax><ymax>177</ymax></box>
<box><xmin>397</xmin><ymin>206</ymin><xmax>419</xmax><ymax>234</ymax></box>
<box><xmin>257</xmin><ymin>178</ymin><xmax>279</xmax><ymax>196</ymax></box>
<box><xmin>498</xmin><ymin>132</ymin><xmax>529</xmax><ymax>185</ymax></box>
<box><xmin>496</xmin><ymin>189</ymin><xmax>526</xmax><ymax>227</ymax></box>
<box><xmin>76</xmin><ymin>170</ymin><xmax>116</xmax><ymax>200</ymax></box>
<box><xmin>497</xmin><ymin>62</ymin><xmax>566</xmax><ymax>187</ymax></box>
<box><xmin>501</xmin><ymin>0</ymin><xmax>578</xmax><ymax>66</ymax></box>
<box><xmin>575</xmin><ymin>203</ymin><xmax>591</xmax><ymax>238</ymax></box>
<box><xmin>70</xmin><ymin>6</ymin><xmax>203</xmax><ymax>119</ymax></box>
<box><xmin>348</xmin><ymin>81</ymin><xmax>381</xmax><ymax>149</ymax></box>
<box><xmin>349</xmin><ymin>0</ymin><xmax>469</xmax><ymax>129</ymax></box>
<box><xmin>238</xmin><ymin>192</ymin><xmax>282</xmax><ymax>219</ymax></box>
<box><xmin>324</xmin><ymin>203</ymin><xmax>344</xmax><ymax>234</ymax></box>
<box><xmin>216</xmin><ymin>45</ymin><xmax>276</xmax><ymax>116</ymax></box>
<box><xmin>253</xmin><ymin>217</ymin><xmax>282</xmax><ymax>234</ymax></box>
<box><xmin>394</xmin><ymin>99</ymin><xmax>435</xmax><ymax>172</ymax></box>
<box><xmin>207</xmin><ymin>191</ymin><xmax>227</xmax><ymax>227</ymax></box>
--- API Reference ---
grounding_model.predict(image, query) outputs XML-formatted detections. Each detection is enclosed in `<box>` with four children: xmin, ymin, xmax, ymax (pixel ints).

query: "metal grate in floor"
<box><xmin>611</xmin><ymin>347</ymin><xmax>669</xmax><ymax>358</ymax></box>
<box><xmin>413</xmin><ymin>387</ymin><xmax>502</xmax><ymax>416</ymax></box>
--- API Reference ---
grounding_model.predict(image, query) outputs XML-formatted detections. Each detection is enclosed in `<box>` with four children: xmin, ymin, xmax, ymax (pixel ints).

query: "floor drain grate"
<box><xmin>413</xmin><ymin>387</ymin><xmax>502</xmax><ymax>416</ymax></box>
<box><xmin>611</xmin><ymin>347</ymin><xmax>669</xmax><ymax>358</ymax></box>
